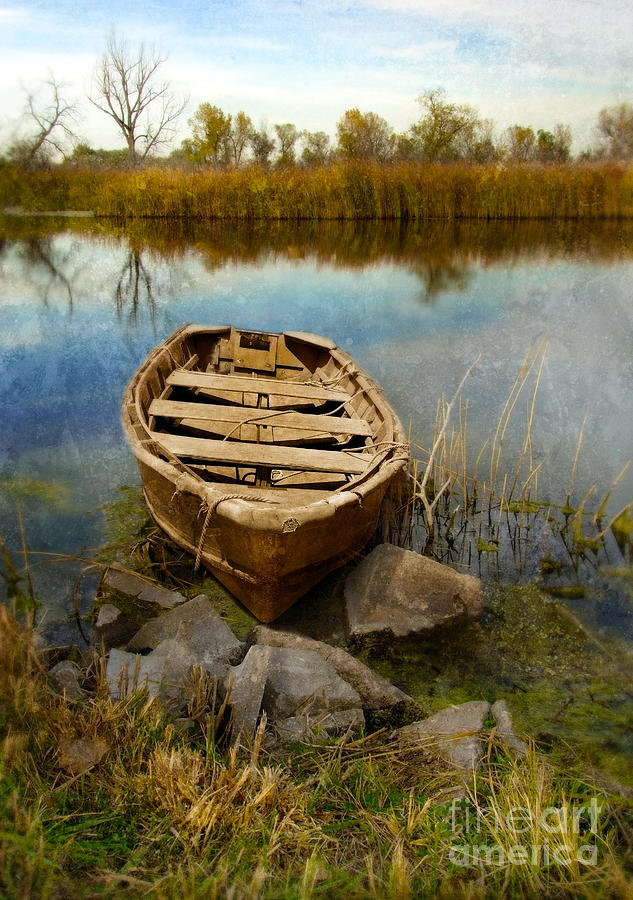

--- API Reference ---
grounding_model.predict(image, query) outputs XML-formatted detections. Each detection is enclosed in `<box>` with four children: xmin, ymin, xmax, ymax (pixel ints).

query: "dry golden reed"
<box><xmin>2</xmin><ymin>160</ymin><xmax>633</xmax><ymax>220</ymax></box>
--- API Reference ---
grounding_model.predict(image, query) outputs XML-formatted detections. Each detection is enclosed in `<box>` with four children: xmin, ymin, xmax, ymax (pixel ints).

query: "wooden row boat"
<box><xmin>122</xmin><ymin>324</ymin><xmax>409</xmax><ymax>622</ymax></box>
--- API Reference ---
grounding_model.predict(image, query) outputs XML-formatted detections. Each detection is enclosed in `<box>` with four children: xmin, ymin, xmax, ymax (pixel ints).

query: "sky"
<box><xmin>1</xmin><ymin>0</ymin><xmax>631</xmax><ymax>155</ymax></box>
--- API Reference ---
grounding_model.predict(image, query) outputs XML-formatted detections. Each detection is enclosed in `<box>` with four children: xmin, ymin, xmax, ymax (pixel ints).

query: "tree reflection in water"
<box><xmin>115</xmin><ymin>246</ymin><xmax>156</xmax><ymax>327</ymax></box>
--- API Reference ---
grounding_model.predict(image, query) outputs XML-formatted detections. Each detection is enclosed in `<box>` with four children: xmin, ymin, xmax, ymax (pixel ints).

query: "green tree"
<box><xmin>409</xmin><ymin>89</ymin><xmax>480</xmax><ymax>162</ymax></box>
<box><xmin>336</xmin><ymin>109</ymin><xmax>394</xmax><ymax>162</ymax></box>
<box><xmin>536</xmin><ymin>124</ymin><xmax>572</xmax><ymax>162</ymax></box>
<box><xmin>90</xmin><ymin>32</ymin><xmax>187</xmax><ymax>164</ymax></box>
<box><xmin>597</xmin><ymin>102</ymin><xmax>633</xmax><ymax>159</ymax></box>
<box><xmin>183</xmin><ymin>103</ymin><xmax>232</xmax><ymax>166</ymax></box>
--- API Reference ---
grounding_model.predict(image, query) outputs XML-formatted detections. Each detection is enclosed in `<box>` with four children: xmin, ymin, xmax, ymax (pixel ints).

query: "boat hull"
<box><xmin>122</xmin><ymin>324</ymin><xmax>408</xmax><ymax>622</ymax></box>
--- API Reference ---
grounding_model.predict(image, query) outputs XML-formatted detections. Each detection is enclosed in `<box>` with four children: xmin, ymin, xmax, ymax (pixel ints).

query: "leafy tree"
<box><xmin>504</xmin><ymin>125</ymin><xmax>536</xmax><ymax>162</ymax></box>
<box><xmin>183</xmin><ymin>103</ymin><xmax>232</xmax><ymax>166</ymax></box>
<box><xmin>250</xmin><ymin>125</ymin><xmax>275</xmax><ymax>167</ymax></box>
<box><xmin>8</xmin><ymin>74</ymin><xmax>78</xmax><ymax>168</ymax></box>
<box><xmin>597</xmin><ymin>102</ymin><xmax>633</xmax><ymax>159</ymax></box>
<box><xmin>300</xmin><ymin>130</ymin><xmax>331</xmax><ymax>166</ymax></box>
<box><xmin>336</xmin><ymin>109</ymin><xmax>394</xmax><ymax>162</ymax></box>
<box><xmin>274</xmin><ymin>123</ymin><xmax>299</xmax><ymax>166</ymax></box>
<box><xmin>409</xmin><ymin>89</ymin><xmax>480</xmax><ymax>162</ymax></box>
<box><xmin>90</xmin><ymin>32</ymin><xmax>187</xmax><ymax>163</ymax></box>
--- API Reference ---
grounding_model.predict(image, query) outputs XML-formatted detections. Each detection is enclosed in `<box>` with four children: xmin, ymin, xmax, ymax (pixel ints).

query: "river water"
<box><xmin>1</xmin><ymin>216</ymin><xmax>633</xmax><ymax>642</ymax></box>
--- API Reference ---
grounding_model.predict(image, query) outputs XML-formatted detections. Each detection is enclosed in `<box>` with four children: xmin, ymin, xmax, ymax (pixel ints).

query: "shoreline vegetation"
<box><xmin>2</xmin><ymin>596</ymin><xmax>633</xmax><ymax>899</ymax></box>
<box><xmin>2</xmin><ymin>161</ymin><xmax>633</xmax><ymax>220</ymax></box>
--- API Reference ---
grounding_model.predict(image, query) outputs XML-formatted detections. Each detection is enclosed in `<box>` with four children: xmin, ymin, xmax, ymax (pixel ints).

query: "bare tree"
<box><xmin>8</xmin><ymin>74</ymin><xmax>78</xmax><ymax>168</ymax></box>
<box><xmin>90</xmin><ymin>33</ymin><xmax>187</xmax><ymax>163</ymax></box>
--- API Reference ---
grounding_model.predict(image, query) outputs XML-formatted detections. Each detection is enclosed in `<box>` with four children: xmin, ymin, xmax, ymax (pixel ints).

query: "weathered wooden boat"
<box><xmin>122</xmin><ymin>324</ymin><xmax>409</xmax><ymax>622</ymax></box>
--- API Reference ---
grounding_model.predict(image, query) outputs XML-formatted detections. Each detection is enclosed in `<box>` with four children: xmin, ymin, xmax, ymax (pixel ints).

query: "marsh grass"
<box><xmin>1</xmin><ymin>603</ymin><xmax>631</xmax><ymax>898</ymax></box>
<box><xmin>404</xmin><ymin>339</ymin><xmax>633</xmax><ymax>581</ymax></box>
<box><xmin>2</xmin><ymin>161</ymin><xmax>633</xmax><ymax>221</ymax></box>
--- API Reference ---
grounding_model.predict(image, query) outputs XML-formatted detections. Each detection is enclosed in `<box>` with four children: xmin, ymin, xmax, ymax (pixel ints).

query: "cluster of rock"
<box><xmin>49</xmin><ymin>544</ymin><xmax>526</xmax><ymax>772</ymax></box>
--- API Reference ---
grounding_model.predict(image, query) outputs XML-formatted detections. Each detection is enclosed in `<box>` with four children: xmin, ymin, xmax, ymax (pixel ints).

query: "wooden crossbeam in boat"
<box><xmin>148</xmin><ymin>399</ymin><xmax>372</xmax><ymax>436</ymax></box>
<box><xmin>151</xmin><ymin>432</ymin><xmax>372</xmax><ymax>475</ymax></box>
<box><xmin>166</xmin><ymin>370</ymin><xmax>349</xmax><ymax>403</ymax></box>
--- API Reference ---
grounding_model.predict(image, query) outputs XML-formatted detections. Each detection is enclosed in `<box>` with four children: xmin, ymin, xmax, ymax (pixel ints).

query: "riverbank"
<box><xmin>2</xmin><ymin>599</ymin><xmax>632</xmax><ymax>899</ymax></box>
<box><xmin>2</xmin><ymin>161</ymin><xmax>633</xmax><ymax>220</ymax></box>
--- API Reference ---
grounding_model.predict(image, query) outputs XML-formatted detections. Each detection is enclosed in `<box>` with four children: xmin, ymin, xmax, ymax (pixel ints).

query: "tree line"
<box><xmin>3</xmin><ymin>33</ymin><xmax>633</xmax><ymax>170</ymax></box>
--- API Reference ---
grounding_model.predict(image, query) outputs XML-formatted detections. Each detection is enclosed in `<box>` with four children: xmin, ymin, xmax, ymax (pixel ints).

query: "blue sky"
<box><xmin>1</xmin><ymin>0</ymin><xmax>631</xmax><ymax>154</ymax></box>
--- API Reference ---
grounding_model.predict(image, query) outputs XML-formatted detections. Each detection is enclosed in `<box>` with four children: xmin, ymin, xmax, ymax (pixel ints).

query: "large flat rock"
<box><xmin>345</xmin><ymin>544</ymin><xmax>483</xmax><ymax>639</ymax></box>
<box><xmin>262</xmin><ymin>646</ymin><xmax>361</xmax><ymax>719</ymax></box>
<box><xmin>251</xmin><ymin>625</ymin><xmax>411</xmax><ymax>709</ymax></box>
<box><xmin>103</xmin><ymin>567</ymin><xmax>186</xmax><ymax>610</ymax></box>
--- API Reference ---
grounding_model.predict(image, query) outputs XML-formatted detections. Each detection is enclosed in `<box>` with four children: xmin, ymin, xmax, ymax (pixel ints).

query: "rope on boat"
<box><xmin>194</xmin><ymin>491</ymin><xmax>275</xmax><ymax>572</ymax></box>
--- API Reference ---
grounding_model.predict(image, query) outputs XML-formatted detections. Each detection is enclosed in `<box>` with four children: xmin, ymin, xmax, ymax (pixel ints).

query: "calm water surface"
<box><xmin>1</xmin><ymin>217</ymin><xmax>633</xmax><ymax>640</ymax></box>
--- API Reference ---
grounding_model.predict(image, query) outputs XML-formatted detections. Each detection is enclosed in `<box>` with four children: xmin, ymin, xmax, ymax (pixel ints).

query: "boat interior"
<box><xmin>134</xmin><ymin>327</ymin><xmax>393</xmax><ymax>497</ymax></box>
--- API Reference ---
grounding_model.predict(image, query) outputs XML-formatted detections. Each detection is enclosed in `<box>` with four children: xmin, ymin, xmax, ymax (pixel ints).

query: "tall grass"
<box><xmin>2</xmin><ymin>160</ymin><xmax>633</xmax><ymax>220</ymax></box>
<box><xmin>403</xmin><ymin>338</ymin><xmax>633</xmax><ymax>579</ymax></box>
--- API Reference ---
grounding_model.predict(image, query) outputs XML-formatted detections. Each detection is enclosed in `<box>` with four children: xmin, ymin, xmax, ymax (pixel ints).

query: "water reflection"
<box><xmin>4</xmin><ymin>215</ymin><xmax>633</xmax><ymax>311</ymax></box>
<box><xmin>115</xmin><ymin>247</ymin><xmax>156</xmax><ymax>327</ymax></box>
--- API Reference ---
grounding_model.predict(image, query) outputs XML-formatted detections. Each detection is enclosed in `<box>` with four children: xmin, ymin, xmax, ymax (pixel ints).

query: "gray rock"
<box><xmin>126</xmin><ymin>594</ymin><xmax>244</xmax><ymax>675</ymax></box>
<box><xmin>225</xmin><ymin>645</ymin><xmax>270</xmax><ymax>744</ymax></box>
<box><xmin>48</xmin><ymin>660</ymin><xmax>85</xmax><ymax>700</ymax></box>
<box><xmin>491</xmin><ymin>700</ymin><xmax>528</xmax><ymax>756</ymax></box>
<box><xmin>58</xmin><ymin>737</ymin><xmax>108</xmax><ymax>774</ymax></box>
<box><xmin>396</xmin><ymin>700</ymin><xmax>491</xmax><ymax>772</ymax></box>
<box><xmin>262</xmin><ymin>646</ymin><xmax>361</xmax><ymax>720</ymax></box>
<box><xmin>93</xmin><ymin>603</ymin><xmax>139</xmax><ymax>649</ymax></box>
<box><xmin>345</xmin><ymin>544</ymin><xmax>483</xmax><ymax>639</ymax></box>
<box><xmin>251</xmin><ymin>625</ymin><xmax>411</xmax><ymax>709</ymax></box>
<box><xmin>105</xmin><ymin>640</ymin><xmax>198</xmax><ymax>703</ymax></box>
<box><xmin>103</xmin><ymin>567</ymin><xmax>186</xmax><ymax>610</ymax></box>
<box><xmin>275</xmin><ymin>708</ymin><xmax>365</xmax><ymax>743</ymax></box>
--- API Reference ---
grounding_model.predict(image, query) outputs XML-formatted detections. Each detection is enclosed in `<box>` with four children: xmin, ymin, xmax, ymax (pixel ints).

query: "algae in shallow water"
<box><xmin>359</xmin><ymin>583</ymin><xmax>633</xmax><ymax>786</ymax></box>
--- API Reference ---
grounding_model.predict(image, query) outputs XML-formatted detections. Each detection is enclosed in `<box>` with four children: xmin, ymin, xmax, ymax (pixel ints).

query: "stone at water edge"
<box><xmin>102</xmin><ymin>567</ymin><xmax>186</xmax><ymax>610</ymax></box>
<box><xmin>491</xmin><ymin>699</ymin><xmax>528</xmax><ymax>756</ymax></box>
<box><xmin>344</xmin><ymin>543</ymin><xmax>483</xmax><ymax>639</ymax></box>
<box><xmin>395</xmin><ymin>701</ymin><xmax>491</xmax><ymax>772</ymax></box>
<box><xmin>93</xmin><ymin>603</ymin><xmax>139</xmax><ymax>649</ymax></box>
<box><xmin>251</xmin><ymin>625</ymin><xmax>412</xmax><ymax>709</ymax></box>
<box><xmin>126</xmin><ymin>594</ymin><xmax>244</xmax><ymax>670</ymax></box>
<box><xmin>262</xmin><ymin>646</ymin><xmax>362</xmax><ymax>720</ymax></box>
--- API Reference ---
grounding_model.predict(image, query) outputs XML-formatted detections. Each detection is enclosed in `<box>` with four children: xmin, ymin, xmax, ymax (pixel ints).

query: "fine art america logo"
<box><xmin>448</xmin><ymin>797</ymin><xmax>601</xmax><ymax>868</ymax></box>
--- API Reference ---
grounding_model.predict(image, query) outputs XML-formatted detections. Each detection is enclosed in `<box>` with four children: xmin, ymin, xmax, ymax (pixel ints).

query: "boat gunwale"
<box><xmin>121</xmin><ymin>324</ymin><xmax>409</xmax><ymax>526</ymax></box>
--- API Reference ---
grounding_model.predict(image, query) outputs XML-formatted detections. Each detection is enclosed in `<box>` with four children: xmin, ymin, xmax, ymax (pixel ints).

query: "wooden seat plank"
<box><xmin>151</xmin><ymin>432</ymin><xmax>371</xmax><ymax>475</ymax></box>
<box><xmin>149</xmin><ymin>399</ymin><xmax>371</xmax><ymax>436</ymax></box>
<box><xmin>166</xmin><ymin>370</ymin><xmax>349</xmax><ymax>403</ymax></box>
